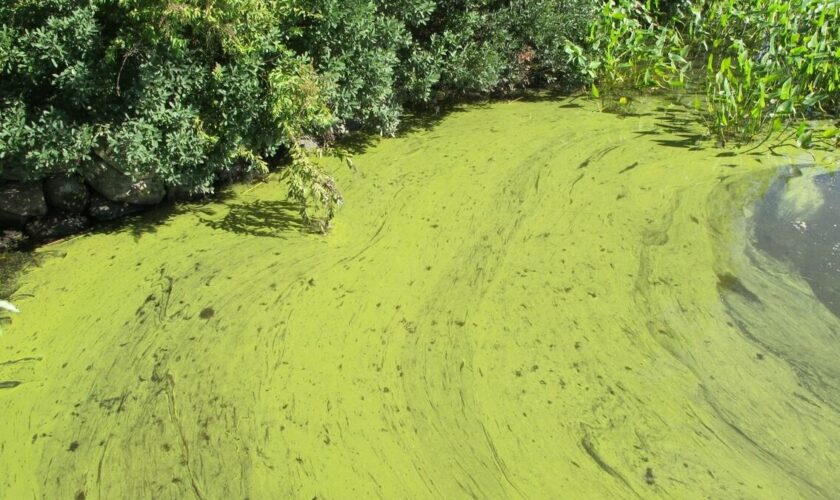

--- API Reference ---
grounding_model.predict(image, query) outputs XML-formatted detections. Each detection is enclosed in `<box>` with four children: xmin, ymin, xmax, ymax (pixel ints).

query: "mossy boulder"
<box><xmin>45</xmin><ymin>174</ymin><xmax>90</xmax><ymax>213</ymax></box>
<box><xmin>88</xmin><ymin>196</ymin><xmax>150</xmax><ymax>221</ymax></box>
<box><xmin>0</xmin><ymin>182</ymin><xmax>47</xmax><ymax>227</ymax></box>
<box><xmin>25</xmin><ymin>214</ymin><xmax>91</xmax><ymax>241</ymax></box>
<box><xmin>86</xmin><ymin>159</ymin><xmax>165</xmax><ymax>206</ymax></box>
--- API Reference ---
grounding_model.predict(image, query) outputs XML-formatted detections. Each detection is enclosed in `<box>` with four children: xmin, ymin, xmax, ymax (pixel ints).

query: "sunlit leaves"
<box><xmin>572</xmin><ymin>0</ymin><xmax>840</xmax><ymax>146</ymax></box>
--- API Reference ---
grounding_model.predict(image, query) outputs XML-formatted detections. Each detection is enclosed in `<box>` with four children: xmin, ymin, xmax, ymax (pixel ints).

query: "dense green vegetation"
<box><xmin>1</xmin><ymin>0</ymin><xmax>839</xmax><ymax>235</ymax></box>
<box><xmin>0</xmin><ymin>0</ymin><xmax>594</xmax><ymax>227</ymax></box>
<box><xmin>568</xmin><ymin>0</ymin><xmax>840</xmax><ymax>146</ymax></box>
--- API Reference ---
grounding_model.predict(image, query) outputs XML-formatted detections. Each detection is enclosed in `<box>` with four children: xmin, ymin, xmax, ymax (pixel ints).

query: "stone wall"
<box><xmin>0</xmin><ymin>159</ymin><xmax>168</xmax><ymax>249</ymax></box>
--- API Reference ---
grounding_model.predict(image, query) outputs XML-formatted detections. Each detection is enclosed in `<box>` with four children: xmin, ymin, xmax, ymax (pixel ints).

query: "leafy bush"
<box><xmin>291</xmin><ymin>0</ymin><xmax>597</xmax><ymax>134</ymax></box>
<box><xmin>0</xmin><ymin>0</ymin><xmax>339</xmax><ymax>224</ymax></box>
<box><xmin>0</xmin><ymin>0</ymin><xmax>597</xmax><ymax>226</ymax></box>
<box><xmin>0</xmin><ymin>251</ymin><xmax>30</xmax><ymax>334</ymax></box>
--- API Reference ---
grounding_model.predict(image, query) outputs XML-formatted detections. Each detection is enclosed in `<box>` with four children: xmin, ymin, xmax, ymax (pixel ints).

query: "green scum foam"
<box><xmin>1</xmin><ymin>97</ymin><xmax>839</xmax><ymax>498</ymax></box>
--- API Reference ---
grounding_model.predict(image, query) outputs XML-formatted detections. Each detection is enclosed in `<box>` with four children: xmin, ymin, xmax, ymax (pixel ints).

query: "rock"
<box><xmin>0</xmin><ymin>212</ymin><xmax>24</xmax><ymax>229</ymax></box>
<box><xmin>86</xmin><ymin>159</ymin><xmax>165</xmax><ymax>206</ymax></box>
<box><xmin>344</xmin><ymin>120</ymin><xmax>364</xmax><ymax>133</ymax></box>
<box><xmin>45</xmin><ymin>174</ymin><xmax>89</xmax><ymax>213</ymax></box>
<box><xmin>88</xmin><ymin>196</ymin><xmax>149</xmax><ymax>221</ymax></box>
<box><xmin>166</xmin><ymin>184</ymin><xmax>204</xmax><ymax>202</ymax></box>
<box><xmin>24</xmin><ymin>214</ymin><xmax>91</xmax><ymax>241</ymax></box>
<box><xmin>0</xmin><ymin>164</ymin><xmax>30</xmax><ymax>182</ymax></box>
<box><xmin>297</xmin><ymin>136</ymin><xmax>320</xmax><ymax>152</ymax></box>
<box><xmin>0</xmin><ymin>182</ymin><xmax>47</xmax><ymax>227</ymax></box>
<box><xmin>0</xmin><ymin>229</ymin><xmax>26</xmax><ymax>251</ymax></box>
<box><xmin>214</xmin><ymin>161</ymin><xmax>265</xmax><ymax>187</ymax></box>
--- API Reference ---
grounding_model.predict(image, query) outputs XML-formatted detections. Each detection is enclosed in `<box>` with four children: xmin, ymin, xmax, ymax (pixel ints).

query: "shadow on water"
<box><xmin>335</xmin><ymin>132</ymin><xmax>381</xmax><ymax>156</ymax></box>
<box><xmin>340</xmin><ymin>90</ymin><xmax>587</xmax><ymax>156</ymax></box>
<box><xmin>0</xmin><ymin>251</ymin><xmax>40</xmax><ymax>300</ymax></box>
<box><xmin>653</xmin><ymin>135</ymin><xmax>707</xmax><ymax>150</ymax></box>
<box><xmin>128</xmin><ymin>205</ymin><xmax>186</xmax><ymax>241</ymax></box>
<box><xmin>643</xmin><ymin>104</ymin><xmax>710</xmax><ymax>150</ymax></box>
<box><xmin>92</xmin><ymin>185</ymin><xmax>305</xmax><ymax>242</ymax></box>
<box><xmin>88</xmin><ymin>201</ymin><xmax>190</xmax><ymax>243</ymax></box>
<box><xmin>201</xmin><ymin>199</ymin><xmax>305</xmax><ymax>238</ymax></box>
<box><xmin>512</xmin><ymin>88</ymin><xmax>579</xmax><ymax>103</ymax></box>
<box><xmin>333</xmin><ymin>108</ymin><xmax>466</xmax><ymax>156</ymax></box>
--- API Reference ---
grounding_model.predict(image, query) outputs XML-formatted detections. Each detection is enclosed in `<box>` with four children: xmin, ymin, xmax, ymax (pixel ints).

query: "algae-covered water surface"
<box><xmin>2</xmin><ymin>97</ymin><xmax>840</xmax><ymax>499</ymax></box>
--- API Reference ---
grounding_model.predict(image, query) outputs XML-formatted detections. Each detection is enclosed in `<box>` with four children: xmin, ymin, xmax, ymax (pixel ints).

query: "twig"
<box><xmin>116</xmin><ymin>46</ymin><xmax>139</xmax><ymax>97</ymax></box>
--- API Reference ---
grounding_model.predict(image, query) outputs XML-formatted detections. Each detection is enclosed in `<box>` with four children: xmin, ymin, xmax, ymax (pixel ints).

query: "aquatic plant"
<box><xmin>696</xmin><ymin>0</ymin><xmax>840</xmax><ymax>146</ymax></box>
<box><xmin>564</xmin><ymin>0</ymin><xmax>690</xmax><ymax>110</ymax></box>
<box><xmin>568</xmin><ymin>0</ymin><xmax>840</xmax><ymax>146</ymax></box>
<box><xmin>283</xmin><ymin>140</ymin><xmax>343</xmax><ymax>232</ymax></box>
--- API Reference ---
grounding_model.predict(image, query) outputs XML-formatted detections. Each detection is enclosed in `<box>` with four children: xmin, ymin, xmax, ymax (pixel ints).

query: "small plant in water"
<box><xmin>282</xmin><ymin>139</ymin><xmax>344</xmax><ymax>233</ymax></box>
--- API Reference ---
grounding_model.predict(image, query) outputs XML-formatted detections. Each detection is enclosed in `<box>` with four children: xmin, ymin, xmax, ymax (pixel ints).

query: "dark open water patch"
<box><xmin>752</xmin><ymin>167</ymin><xmax>840</xmax><ymax>317</ymax></box>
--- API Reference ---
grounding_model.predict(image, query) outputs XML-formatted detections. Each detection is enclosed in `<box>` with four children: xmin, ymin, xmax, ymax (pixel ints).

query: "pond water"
<box><xmin>1</xmin><ymin>96</ymin><xmax>839</xmax><ymax>498</ymax></box>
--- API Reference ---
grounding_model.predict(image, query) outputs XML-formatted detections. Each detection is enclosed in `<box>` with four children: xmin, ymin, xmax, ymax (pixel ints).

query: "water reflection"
<box><xmin>753</xmin><ymin>167</ymin><xmax>840</xmax><ymax>318</ymax></box>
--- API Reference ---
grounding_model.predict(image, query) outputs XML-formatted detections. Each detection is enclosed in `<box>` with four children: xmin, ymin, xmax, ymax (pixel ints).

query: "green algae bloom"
<box><xmin>1</xmin><ymin>97</ymin><xmax>840</xmax><ymax>498</ymax></box>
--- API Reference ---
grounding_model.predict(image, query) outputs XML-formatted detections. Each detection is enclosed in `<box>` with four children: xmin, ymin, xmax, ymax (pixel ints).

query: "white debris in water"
<box><xmin>0</xmin><ymin>300</ymin><xmax>19</xmax><ymax>314</ymax></box>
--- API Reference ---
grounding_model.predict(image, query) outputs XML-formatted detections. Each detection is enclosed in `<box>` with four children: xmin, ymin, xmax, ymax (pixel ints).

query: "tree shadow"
<box><xmin>91</xmin><ymin>201</ymin><xmax>186</xmax><ymax>242</ymax></box>
<box><xmin>337</xmin><ymin>89</ymin><xmax>587</xmax><ymax>155</ymax></box>
<box><xmin>127</xmin><ymin>204</ymin><xmax>185</xmax><ymax>241</ymax></box>
<box><xmin>398</xmin><ymin>104</ymin><xmax>468</xmax><ymax>134</ymax></box>
<box><xmin>201</xmin><ymin>199</ymin><xmax>305</xmax><ymax>238</ymax></box>
<box><xmin>333</xmin><ymin>102</ymin><xmax>475</xmax><ymax>156</ymax></box>
<box><xmin>335</xmin><ymin>132</ymin><xmax>381</xmax><ymax>156</ymax></box>
<box><xmin>638</xmin><ymin>103</ymin><xmax>711</xmax><ymax>150</ymax></box>
<box><xmin>652</xmin><ymin>135</ymin><xmax>707</xmax><ymax>150</ymax></box>
<box><xmin>510</xmin><ymin>88</ymin><xmax>578</xmax><ymax>103</ymax></box>
<box><xmin>0</xmin><ymin>250</ymin><xmax>42</xmax><ymax>299</ymax></box>
<box><xmin>89</xmin><ymin>186</ymin><xmax>245</xmax><ymax>242</ymax></box>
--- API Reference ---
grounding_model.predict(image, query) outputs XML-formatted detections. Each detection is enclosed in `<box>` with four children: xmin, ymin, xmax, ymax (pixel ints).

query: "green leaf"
<box><xmin>797</xmin><ymin>129</ymin><xmax>813</xmax><ymax>148</ymax></box>
<box><xmin>776</xmin><ymin>100</ymin><xmax>793</xmax><ymax>115</ymax></box>
<box><xmin>780</xmin><ymin>78</ymin><xmax>792</xmax><ymax>100</ymax></box>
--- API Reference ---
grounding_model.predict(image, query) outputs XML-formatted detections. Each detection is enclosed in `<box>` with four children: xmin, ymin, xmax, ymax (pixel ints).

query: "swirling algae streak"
<box><xmin>1</xmin><ymin>98</ymin><xmax>840</xmax><ymax>499</ymax></box>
